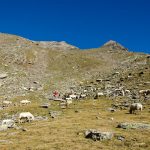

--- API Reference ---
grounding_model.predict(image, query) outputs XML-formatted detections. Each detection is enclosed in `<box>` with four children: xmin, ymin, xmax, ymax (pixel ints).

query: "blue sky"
<box><xmin>0</xmin><ymin>0</ymin><xmax>150</xmax><ymax>53</ymax></box>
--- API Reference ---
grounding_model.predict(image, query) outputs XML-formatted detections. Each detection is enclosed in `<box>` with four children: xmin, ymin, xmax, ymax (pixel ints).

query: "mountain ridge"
<box><xmin>0</xmin><ymin>33</ymin><xmax>129</xmax><ymax>51</ymax></box>
<box><xmin>0</xmin><ymin>33</ymin><xmax>149</xmax><ymax>98</ymax></box>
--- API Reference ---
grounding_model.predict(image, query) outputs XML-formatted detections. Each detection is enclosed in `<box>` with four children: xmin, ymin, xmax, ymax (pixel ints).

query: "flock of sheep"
<box><xmin>1</xmin><ymin>100</ymin><xmax>34</xmax><ymax>124</ymax></box>
<box><xmin>1</xmin><ymin>94</ymin><xmax>143</xmax><ymax>126</ymax></box>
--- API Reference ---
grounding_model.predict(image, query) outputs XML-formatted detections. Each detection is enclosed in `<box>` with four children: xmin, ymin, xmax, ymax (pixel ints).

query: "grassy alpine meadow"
<box><xmin>0</xmin><ymin>97</ymin><xmax>149</xmax><ymax>150</ymax></box>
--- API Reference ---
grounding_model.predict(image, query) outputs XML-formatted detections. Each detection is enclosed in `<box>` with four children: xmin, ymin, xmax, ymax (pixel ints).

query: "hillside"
<box><xmin>1</xmin><ymin>33</ymin><xmax>149</xmax><ymax>98</ymax></box>
<box><xmin>0</xmin><ymin>33</ymin><xmax>150</xmax><ymax>150</ymax></box>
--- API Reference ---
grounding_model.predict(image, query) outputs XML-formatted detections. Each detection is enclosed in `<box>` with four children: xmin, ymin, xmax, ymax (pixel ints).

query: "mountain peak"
<box><xmin>104</xmin><ymin>40</ymin><xmax>118</xmax><ymax>46</ymax></box>
<box><xmin>102</xmin><ymin>40</ymin><xmax>128</xmax><ymax>51</ymax></box>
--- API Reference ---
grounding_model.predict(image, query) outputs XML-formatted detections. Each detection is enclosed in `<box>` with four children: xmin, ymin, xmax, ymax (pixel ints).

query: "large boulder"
<box><xmin>0</xmin><ymin>119</ymin><xmax>16</xmax><ymax>131</ymax></box>
<box><xmin>85</xmin><ymin>129</ymin><xmax>114</xmax><ymax>141</ymax></box>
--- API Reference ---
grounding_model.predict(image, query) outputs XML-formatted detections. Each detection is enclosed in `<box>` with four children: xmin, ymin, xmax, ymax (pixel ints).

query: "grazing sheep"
<box><xmin>69</xmin><ymin>94</ymin><xmax>77</xmax><ymax>99</ymax></box>
<box><xmin>19</xmin><ymin>112</ymin><xmax>34</xmax><ymax>123</ymax></box>
<box><xmin>129</xmin><ymin>103</ymin><xmax>143</xmax><ymax>114</ymax></box>
<box><xmin>20</xmin><ymin>100</ymin><xmax>31</xmax><ymax>105</ymax></box>
<box><xmin>80</xmin><ymin>94</ymin><xmax>86</xmax><ymax>99</ymax></box>
<box><xmin>65</xmin><ymin>97</ymin><xmax>72</xmax><ymax>101</ymax></box>
<box><xmin>2</xmin><ymin>101</ymin><xmax>12</xmax><ymax>107</ymax></box>
<box><xmin>97</xmin><ymin>92</ymin><xmax>104</xmax><ymax>96</ymax></box>
<box><xmin>139</xmin><ymin>89</ymin><xmax>150</xmax><ymax>96</ymax></box>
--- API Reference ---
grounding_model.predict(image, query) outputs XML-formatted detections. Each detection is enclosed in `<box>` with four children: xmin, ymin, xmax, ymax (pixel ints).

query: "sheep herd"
<box><xmin>0</xmin><ymin>96</ymin><xmax>144</xmax><ymax>125</ymax></box>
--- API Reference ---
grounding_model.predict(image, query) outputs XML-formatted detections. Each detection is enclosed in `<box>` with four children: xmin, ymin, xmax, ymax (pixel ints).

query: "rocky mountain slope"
<box><xmin>0</xmin><ymin>33</ymin><xmax>149</xmax><ymax>100</ymax></box>
<box><xmin>0</xmin><ymin>33</ymin><xmax>150</xmax><ymax>150</ymax></box>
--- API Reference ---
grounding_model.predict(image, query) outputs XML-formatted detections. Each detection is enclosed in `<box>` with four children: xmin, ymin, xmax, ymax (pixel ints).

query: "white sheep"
<box><xmin>2</xmin><ymin>100</ymin><xmax>12</xmax><ymax>107</ymax></box>
<box><xmin>139</xmin><ymin>89</ymin><xmax>150</xmax><ymax>96</ymax></box>
<box><xmin>20</xmin><ymin>100</ymin><xmax>31</xmax><ymax>105</ymax></box>
<box><xmin>83</xmin><ymin>90</ymin><xmax>87</xmax><ymax>93</ymax></box>
<box><xmin>65</xmin><ymin>97</ymin><xmax>72</xmax><ymax>101</ymax></box>
<box><xmin>19</xmin><ymin>112</ymin><xmax>34</xmax><ymax>123</ymax></box>
<box><xmin>80</xmin><ymin>94</ymin><xmax>86</xmax><ymax>98</ymax></box>
<box><xmin>129</xmin><ymin>103</ymin><xmax>143</xmax><ymax>114</ymax></box>
<box><xmin>97</xmin><ymin>92</ymin><xmax>104</xmax><ymax>96</ymax></box>
<box><xmin>69</xmin><ymin>94</ymin><xmax>77</xmax><ymax>99</ymax></box>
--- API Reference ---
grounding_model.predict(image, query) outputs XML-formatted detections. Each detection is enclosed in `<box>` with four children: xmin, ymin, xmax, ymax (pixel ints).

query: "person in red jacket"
<box><xmin>53</xmin><ymin>90</ymin><xmax>59</xmax><ymax>97</ymax></box>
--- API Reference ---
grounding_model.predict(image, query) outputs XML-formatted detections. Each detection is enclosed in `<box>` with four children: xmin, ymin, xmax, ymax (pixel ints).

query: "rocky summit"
<box><xmin>102</xmin><ymin>40</ymin><xmax>128</xmax><ymax>51</ymax></box>
<box><xmin>0</xmin><ymin>33</ymin><xmax>150</xmax><ymax>150</ymax></box>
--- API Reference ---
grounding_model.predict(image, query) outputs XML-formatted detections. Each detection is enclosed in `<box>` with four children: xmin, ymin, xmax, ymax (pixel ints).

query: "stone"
<box><xmin>0</xmin><ymin>73</ymin><xmax>8</xmax><ymax>79</ymax></box>
<box><xmin>107</xmin><ymin>108</ymin><xmax>116</xmax><ymax>112</ymax></box>
<box><xmin>117</xmin><ymin>122</ymin><xmax>150</xmax><ymax>129</ymax></box>
<box><xmin>35</xmin><ymin>116</ymin><xmax>48</xmax><ymax>121</ymax></box>
<box><xmin>40</xmin><ymin>103</ymin><xmax>50</xmax><ymax>108</ymax></box>
<box><xmin>85</xmin><ymin>129</ymin><xmax>114</xmax><ymax>141</ymax></box>
<box><xmin>60</xmin><ymin>105</ymin><xmax>67</xmax><ymax>109</ymax></box>
<box><xmin>75</xmin><ymin>110</ymin><xmax>80</xmax><ymax>113</ymax></box>
<box><xmin>21</xmin><ymin>128</ymin><xmax>28</xmax><ymax>132</ymax></box>
<box><xmin>96</xmin><ymin>116</ymin><xmax>101</xmax><ymax>120</ymax></box>
<box><xmin>49</xmin><ymin>111</ymin><xmax>62</xmax><ymax>118</ymax></box>
<box><xmin>116</xmin><ymin>135</ymin><xmax>125</xmax><ymax>141</ymax></box>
